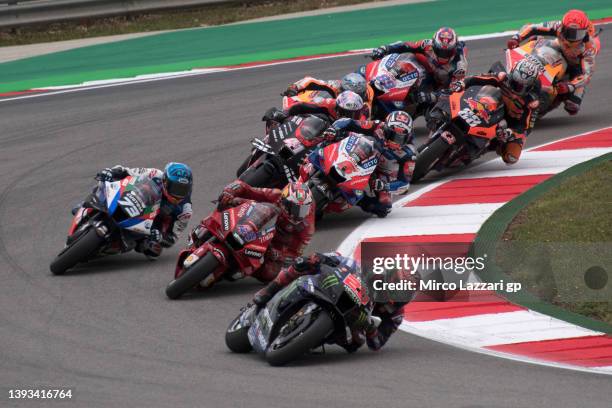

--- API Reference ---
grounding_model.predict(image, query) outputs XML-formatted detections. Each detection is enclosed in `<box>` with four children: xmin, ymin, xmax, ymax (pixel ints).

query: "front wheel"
<box><xmin>265</xmin><ymin>305</ymin><xmax>334</xmax><ymax>366</ymax></box>
<box><xmin>225</xmin><ymin>310</ymin><xmax>254</xmax><ymax>353</ymax></box>
<box><xmin>165</xmin><ymin>252</ymin><xmax>220</xmax><ymax>299</ymax></box>
<box><xmin>50</xmin><ymin>227</ymin><xmax>104</xmax><ymax>275</ymax></box>
<box><xmin>412</xmin><ymin>136</ymin><xmax>452</xmax><ymax>182</ymax></box>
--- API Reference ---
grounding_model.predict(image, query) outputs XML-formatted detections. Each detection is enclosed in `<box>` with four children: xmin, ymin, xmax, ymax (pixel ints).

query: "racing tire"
<box><xmin>165</xmin><ymin>252</ymin><xmax>220</xmax><ymax>300</ymax></box>
<box><xmin>412</xmin><ymin>137</ymin><xmax>451</xmax><ymax>182</ymax></box>
<box><xmin>50</xmin><ymin>227</ymin><xmax>104</xmax><ymax>275</ymax></box>
<box><xmin>225</xmin><ymin>314</ymin><xmax>253</xmax><ymax>353</ymax></box>
<box><xmin>265</xmin><ymin>305</ymin><xmax>334</xmax><ymax>367</ymax></box>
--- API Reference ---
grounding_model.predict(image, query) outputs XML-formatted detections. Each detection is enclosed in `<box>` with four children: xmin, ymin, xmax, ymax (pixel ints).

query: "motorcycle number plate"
<box><xmin>343</xmin><ymin>274</ymin><xmax>369</xmax><ymax>305</ymax></box>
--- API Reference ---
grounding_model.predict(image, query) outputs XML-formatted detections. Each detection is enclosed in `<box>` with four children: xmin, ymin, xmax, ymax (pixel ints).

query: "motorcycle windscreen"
<box><xmin>234</xmin><ymin>202</ymin><xmax>278</xmax><ymax>243</ymax></box>
<box><xmin>294</xmin><ymin>115</ymin><xmax>328</xmax><ymax>144</ymax></box>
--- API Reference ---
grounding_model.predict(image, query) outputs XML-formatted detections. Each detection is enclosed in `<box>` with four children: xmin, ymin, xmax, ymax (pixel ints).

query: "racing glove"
<box><xmin>507</xmin><ymin>35</ymin><xmax>520</xmax><ymax>49</ymax></box>
<box><xmin>96</xmin><ymin>168</ymin><xmax>115</xmax><ymax>182</ymax></box>
<box><xmin>161</xmin><ymin>233</ymin><xmax>176</xmax><ymax>248</ymax></box>
<box><xmin>281</xmin><ymin>84</ymin><xmax>299</xmax><ymax>97</ymax></box>
<box><xmin>262</xmin><ymin>107</ymin><xmax>288</xmax><ymax>123</ymax></box>
<box><xmin>449</xmin><ymin>80</ymin><xmax>465</xmax><ymax>93</ymax></box>
<box><xmin>371</xmin><ymin>46</ymin><xmax>388</xmax><ymax>60</ymax></box>
<box><xmin>416</xmin><ymin>91</ymin><xmax>438</xmax><ymax>105</ymax></box>
<box><xmin>322</xmin><ymin>127</ymin><xmax>338</xmax><ymax>142</ymax></box>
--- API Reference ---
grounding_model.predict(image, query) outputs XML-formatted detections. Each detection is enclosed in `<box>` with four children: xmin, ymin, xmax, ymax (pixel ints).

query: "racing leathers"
<box><xmin>327</xmin><ymin>118</ymin><xmax>416</xmax><ymax>217</ymax></box>
<box><xmin>263</xmin><ymin>94</ymin><xmax>369</xmax><ymax>127</ymax></box>
<box><xmin>509</xmin><ymin>20</ymin><xmax>600</xmax><ymax>114</ymax></box>
<box><xmin>211</xmin><ymin>180</ymin><xmax>315</xmax><ymax>282</ymax></box>
<box><xmin>252</xmin><ymin>252</ymin><xmax>407</xmax><ymax>352</ymax></box>
<box><xmin>376</xmin><ymin>39</ymin><xmax>468</xmax><ymax>100</ymax></box>
<box><xmin>283</xmin><ymin>76</ymin><xmax>375</xmax><ymax>116</ymax></box>
<box><xmin>458</xmin><ymin>72</ymin><xmax>539</xmax><ymax>164</ymax></box>
<box><xmin>92</xmin><ymin>165</ymin><xmax>192</xmax><ymax>257</ymax></box>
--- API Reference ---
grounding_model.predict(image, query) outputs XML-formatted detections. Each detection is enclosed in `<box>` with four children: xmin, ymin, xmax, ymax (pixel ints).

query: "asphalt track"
<box><xmin>1</xmin><ymin>33</ymin><xmax>611</xmax><ymax>408</ymax></box>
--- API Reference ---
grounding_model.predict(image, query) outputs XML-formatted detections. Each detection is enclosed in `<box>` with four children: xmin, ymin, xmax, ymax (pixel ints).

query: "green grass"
<box><xmin>0</xmin><ymin>0</ymin><xmax>386</xmax><ymax>46</ymax></box>
<box><xmin>499</xmin><ymin>160</ymin><xmax>612</xmax><ymax>324</ymax></box>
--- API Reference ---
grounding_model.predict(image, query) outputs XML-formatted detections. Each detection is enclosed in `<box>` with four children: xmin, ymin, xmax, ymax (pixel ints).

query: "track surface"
<box><xmin>1</xmin><ymin>33</ymin><xmax>611</xmax><ymax>407</ymax></box>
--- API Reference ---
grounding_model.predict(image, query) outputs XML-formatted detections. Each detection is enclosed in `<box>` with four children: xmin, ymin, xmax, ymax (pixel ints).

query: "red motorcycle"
<box><xmin>361</xmin><ymin>53</ymin><xmax>430</xmax><ymax>120</ymax></box>
<box><xmin>165</xmin><ymin>199</ymin><xmax>279</xmax><ymax>299</ymax></box>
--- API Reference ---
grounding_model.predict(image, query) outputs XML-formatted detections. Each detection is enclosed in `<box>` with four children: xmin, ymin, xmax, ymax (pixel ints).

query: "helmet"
<box><xmin>341</xmin><ymin>73</ymin><xmax>367</xmax><ymax>99</ymax></box>
<box><xmin>383</xmin><ymin>111</ymin><xmax>413</xmax><ymax>149</ymax></box>
<box><xmin>279</xmin><ymin>183</ymin><xmax>313</xmax><ymax>224</ymax></box>
<box><xmin>432</xmin><ymin>27</ymin><xmax>458</xmax><ymax>64</ymax></box>
<box><xmin>162</xmin><ymin>162</ymin><xmax>193</xmax><ymax>204</ymax></box>
<box><xmin>560</xmin><ymin>9</ymin><xmax>590</xmax><ymax>43</ymax></box>
<box><xmin>336</xmin><ymin>91</ymin><xmax>364</xmax><ymax>119</ymax></box>
<box><xmin>507</xmin><ymin>59</ymin><xmax>539</xmax><ymax>96</ymax></box>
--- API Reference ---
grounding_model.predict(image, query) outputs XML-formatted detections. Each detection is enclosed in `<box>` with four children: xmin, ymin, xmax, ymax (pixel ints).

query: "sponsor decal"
<box><xmin>222</xmin><ymin>212</ymin><xmax>231</xmax><ymax>231</ymax></box>
<box><xmin>397</xmin><ymin>70</ymin><xmax>419</xmax><ymax>83</ymax></box>
<box><xmin>361</xmin><ymin>157</ymin><xmax>378</xmax><ymax>169</ymax></box>
<box><xmin>244</xmin><ymin>248</ymin><xmax>264</xmax><ymax>258</ymax></box>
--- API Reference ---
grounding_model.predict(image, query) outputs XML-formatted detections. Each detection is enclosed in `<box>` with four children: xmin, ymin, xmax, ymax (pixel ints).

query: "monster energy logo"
<box><xmin>321</xmin><ymin>275</ymin><xmax>339</xmax><ymax>289</ymax></box>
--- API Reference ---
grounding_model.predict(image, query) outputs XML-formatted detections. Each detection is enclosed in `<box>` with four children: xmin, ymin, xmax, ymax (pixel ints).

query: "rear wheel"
<box><xmin>165</xmin><ymin>252</ymin><xmax>220</xmax><ymax>300</ymax></box>
<box><xmin>50</xmin><ymin>227</ymin><xmax>104</xmax><ymax>275</ymax></box>
<box><xmin>412</xmin><ymin>137</ymin><xmax>452</xmax><ymax>182</ymax></box>
<box><xmin>225</xmin><ymin>312</ymin><xmax>254</xmax><ymax>353</ymax></box>
<box><xmin>265</xmin><ymin>305</ymin><xmax>334</xmax><ymax>366</ymax></box>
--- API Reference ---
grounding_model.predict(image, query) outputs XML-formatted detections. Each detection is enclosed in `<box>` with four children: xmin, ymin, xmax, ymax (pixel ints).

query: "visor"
<box><xmin>165</xmin><ymin>179</ymin><xmax>191</xmax><ymax>199</ymax></box>
<box><xmin>561</xmin><ymin>26</ymin><xmax>587</xmax><ymax>42</ymax></box>
<box><xmin>337</xmin><ymin>107</ymin><xmax>361</xmax><ymax>120</ymax></box>
<box><xmin>509</xmin><ymin>78</ymin><xmax>529</xmax><ymax>95</ymax></box>
<box><xmin>282</xmin><ymin>198</ymin><xmax>310</xmax><ymax>221</ymax></box>
<box><xmin>385</xmin><ymin>125</ymin><xmax>409</xmax><ymax>146</ymax></box>
<box><xmin>433</xmin><ymin>45</ymin><xmax>455</xmax><ymax>60</ymax></box>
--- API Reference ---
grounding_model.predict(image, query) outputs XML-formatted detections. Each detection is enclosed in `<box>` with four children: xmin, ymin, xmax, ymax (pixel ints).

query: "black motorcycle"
<box><xmin>225</xmin><ymin>265</ymin><xmax>372</xmax><ymax>366</ymax></box>
<box><xmin>236</xmin><ymin>114</ymin><xmax>329</xmax><ymax>188</ymax></box>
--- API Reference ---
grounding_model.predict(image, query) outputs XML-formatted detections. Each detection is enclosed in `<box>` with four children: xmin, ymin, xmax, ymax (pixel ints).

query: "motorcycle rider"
<box><xmin>92</xmin><ymin>163</ymin><xmax>193</xmax><ymax>258</ymax></box>
<box><xmin>191</xmin><ymin>181</ymin><xmax>315</xmax><ymax>283</ymax></box>
<box><xmin>451</xmin><ymin>59</ymin><xmax>541</xmax><ymax>165</ymax></box>
<box><xmin>282</xmin><ymin>73</ymin><xmax>374</xmax><ymax>114</ymax></box>
<box><xmin>262</xmin><ymin>90</ymin><xmax>368</xmax><ymax>127</ymax></box>
<box><xmin>252</xmin><ymin>252</ymin><xmax>408</xmax><ymax>352</ymax></box>
<box><xmin>323</xmin><ymin>110</ymin><xmax>416</xmax><ymax>218</ymax></box>
<box><xmin>507</xmin><ymin>9</ymin><xmax>600</xmax><ymax>115</ymax></box>
<box><xmin>371</xmin><ymin>27</ymin><xmax>468</xmax><ymax>107</ymax></box>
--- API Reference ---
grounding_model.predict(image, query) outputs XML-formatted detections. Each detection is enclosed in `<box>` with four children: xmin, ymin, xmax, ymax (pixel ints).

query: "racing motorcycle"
<box><xmin>165</xmin><ymin>199</ymin><xmax>278</xmax><ymax>299</ymax></box>
<box><xmin>299</xmin><ymin>133</ymin><xmax>381</xmax><ymax>218</ymax></box>
<box><xmin>225</xmin><ymin>263</ymin><xmax>372</xmax><ymax>366</ymax></box>
<box><xmin>360</xmin><ymin>53</ymin><xmax>429</xmax><ymax>120</ymax></box>
<box><xmin>412</xmin><ymin>85</ymin><xmax>506</xmax><ymax>181</ymax></box>
<box><xmin>236</xmin><ymin>114</ymin><xmax>329</xmax><ymax>188</ymax></box>
<box><xmin>490</xmin><ymin>38</ymin><xmax>567</xmax><ymax>117</ymax></box>
<box><xmin>50</xmin><ymin>175</ymin><xmax>161</xmax><ymax>275</ymax></box>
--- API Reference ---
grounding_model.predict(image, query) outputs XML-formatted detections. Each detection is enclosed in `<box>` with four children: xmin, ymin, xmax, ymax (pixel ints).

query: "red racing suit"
<box><xmin>385</xmin><ymin>39</ymin><xmax>468</xmax><ymax>89</ymax></box>
<box><xmin>461</xmin><ymin>72</ymin><xmax>539</xmax><ymax>164</ymax></box>
<box><xmin>253</xmin><ymin>252</ymin><xmax>407</xmax><ymax>352</ymax></box>
<box><xmin>512</xmin><ymin>20</ymin><xmax>600</xmax><ymax>110</ymax></box>
<box><xmin>217</xmin><ymin>180</ymin><xmax>315</xmax><ymax>282</ymax></box>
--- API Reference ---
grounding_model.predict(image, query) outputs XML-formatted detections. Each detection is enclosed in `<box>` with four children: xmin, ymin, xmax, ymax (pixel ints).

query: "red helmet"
<box><xmin>280</xmin><ymin>183</ymin><xmax>313</xmax><ymax>224</ymax></box>
<box><xmin>560</xmin><ymin>9</ymin><xmax>590</xmax><ymax>42</ymax></box>
<box><xmin>432</xmin><ymin>27</ymin><xmax>458</xmax><ymax>64</ymax></box>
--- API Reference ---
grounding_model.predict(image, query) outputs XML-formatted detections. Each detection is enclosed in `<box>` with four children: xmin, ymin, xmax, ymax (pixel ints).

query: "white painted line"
<box><xmin>404</xmin><ymin>310</ymin><xmax>603</xmax><ymax>347</ymax></box>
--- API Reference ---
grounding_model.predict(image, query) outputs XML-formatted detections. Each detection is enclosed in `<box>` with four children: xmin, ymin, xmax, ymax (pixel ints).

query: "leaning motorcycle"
<box><xmin>225</xmin><ymin>264</ymin><xmax>372</xmax><ymax>366</ymax></box>
<box><xmin>490</xmin><ymin>38</ymin><xmax>567</xmax><ymax>117</ymax></box>
<box><xmin>360</xmin><ymin>52</ymin><xmax>430</xmax><ymax>120</ymax></box>
<box><xmin>412</xmin><ymin>85</ymin><xmax>506</xmax><ymax>181</ymax></box>
<box><xmin>165</xmin><ymin>199</ymin><xmax>279</xmax><ymax>299</ymax></box>
<box><xmin>50</xmin><ymin>175</ymin><xmax>161</xmax><ymax>275</ymax></box>
<box><xmin>236</xmin><ymin>113</ymin><xmax>329</xmax><ymax>188</ymax></box>
<box><xmin>299</xmin><ymin>133</ymin><xmax>381</xmax><ymax>218</ymax></box>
